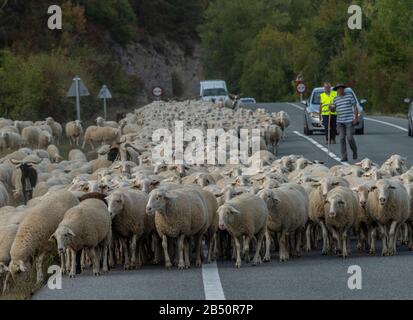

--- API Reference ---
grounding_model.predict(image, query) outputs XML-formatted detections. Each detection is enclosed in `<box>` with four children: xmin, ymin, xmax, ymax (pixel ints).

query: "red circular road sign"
<box><xmin>152</xmin><ymin>86</ymin><xmax>164</xmax><ymax>97</ymax></box>
<box><xmin>296</xmin><ymin>82</ymin><xmax>306</xmax><ymax>94</ymax></box>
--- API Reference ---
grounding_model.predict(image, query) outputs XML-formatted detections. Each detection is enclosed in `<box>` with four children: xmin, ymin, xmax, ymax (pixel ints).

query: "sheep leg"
<box><xmin>342</xmin><ymin>229</ymin><xmax>349</xmax><ymax>258</ymax></box>
<box><xmin>153</xmin><ymin>235</ymin><xmax>161</xmax><ymax>264</ymax></box>
<box><xmin>389</xmin><ymin>221</ymin><xmax>399</xmax><ymax>256</ymax></box>
<box><xmin>305</xmin><ymin>223</ymin><xmax>312</xmax><ymax>252</ymax></box>
<box><xmin>177</xmin><ymin>234</ymin><xmax>186</xmax><ymax>270</ymax></box>
<box><xmin>36</xmin><ymin>252</ymin><xmax>46</xmax><ymax>285</ymax></box>
<box><xmin>264</xmin><ymin>230</ymin><xmax>271</xmax><ymax>262</ymax></box>
<box><xmin>212</xmin><ymin>233</ymin><xmax>218</xmax><ymax>262</ymax></box>
<box><xmin>234</xmin><ymin>236</ymin><xmax>242</xmax><ymax>268</ymax></box>
<box><xmin>120</xmin><ymin>238</ymin><xmax>130</xmax><ymax>270</ymax></box>
<box><xmin>378</xmin><ymin>224</ymin><xmax>389</xmax><ymax>256</ymax></box>
<box><xmin>162</xmin><ymin>235</ymin><xmax>172</xmax><ymax>269</ymax></box>
<box><xmin>369</xmin><ymin>227</ymin><xmax>377</xmax><ymax>254</ymax></box>
<box><xmin>253</xmin><ymin>230</ymin><xmax>265</xmax><ymax>266</ymax></box>
<box><xmin>69</xmin><ymin>248</ymin><xmax>77</xmax><ymax>278</ymax></box>
<box><xmin>60</xmin><ymin>251</ymin><xmax>66</xmax><ymax>275</ymax></box>
<box><xmin>184</xmin><ymin>238</ymin><xmax>191</xmax><ymax>268</ymax></box>
<box><xmin>88</xmin><ymin>247</ymin><xmax>100</xmax><ymax>276</ymax></box>
<box><xmin>278</xmin><ymin>230</ymin><xmax>288</xmax><ymax>262</ymax></box>
<box><xmin>295</xmin><ymin>229</ymin><xmax>302</xmax><ymax>257</ymax></box>
<box><xmin>101</xmin><ymin>244</ymin><xmax>109</xmax><ymax>273</ymax></box>
<box><xmin>243</xmin><ymin>236</ymin><xmax>251</xmax><ymax>264</ymax></box>
<box><xmin>194</xmin><ymin>233</ymin><xmax>204</xmax><ymax>267</ymax></box>
<box><xmin>108</xmin><ymin>240</ymin><xmax>115</xmax><ymax>268</ymax></box>
<box><xmin>320</xmin><ymin>221</ymin><xmax>330</xmax><ymax>255</ymax></box>
<box><xmin>130</xmin><ymin>234</ymin><xmax>138</xmax><ymax>269</ymax></box>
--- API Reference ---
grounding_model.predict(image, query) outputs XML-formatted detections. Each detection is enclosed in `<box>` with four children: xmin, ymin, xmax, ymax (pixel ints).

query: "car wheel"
<box><xmin>303</xmin><ymin>115</ymin><xmax>313</xmax><ymax>136</ymax></box>
<box><xmin>409</xmin><ymin>121</ymin><xmax>412</xmax><ymax>137</ymax></box>
<box><xmin>355</xmin><ymin>122</ymin><xmax>364</xmax><ymax>135</ymax></box>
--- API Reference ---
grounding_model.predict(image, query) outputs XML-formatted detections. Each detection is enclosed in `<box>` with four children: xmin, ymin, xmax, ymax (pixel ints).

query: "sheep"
<box><xmin>38</xmin><ymin>130</ymin><xmax>53</xmax><ymax>149</ymax></box>
<box><xmin>50</xmin><ymin>199</ymin><xmax>112</xmax><ymax>277</ymax></box>
<box><xmin>0</xmin><ymin>132</ymin><xmax>21</xmax><ymax>151</ymax></box>
<box><xmin>0</xmin><ymin>181</ymin><xmax>9</xmax><ymax>208</ymax></box>
<box><xmin>96</xmin><ymin>117</ymin><xmax>118</xmax><ymax>128</ymax></box>
<box><xmin>305</xmin><ymin>177</ymin><xmax>349</xmax><ymax>254</ymax></box>
<box><xmin>68</xmin><ymin>149</ymin><xmax>87</xmax><ymax>162</ymax></box>
<box><xmin>0</xmin><ymin>224</ymin><xmax>19</xmax><ymax>274</ymax></box>
<box><xmin>217</xmin><ymin>193</ymin><xmax>268</xmax><ymax>268</ymax></box>
<box><xmin>274</xmin><ymin>111</ymin><xmax>290</xmax><ymax>139</ymax></box>
<box><xmin>107</xmin><ymin>190</ymin><xmax>153</xmax><ymax>269</ymax></box>
<box><xmin>381</xmin><ymin>155</ymin><xmax>407</xmax><ymax>177</ymax></box>
<box><xmin>258</xmin><ymin>184</ymin><xmax>308</xmax><ymax>262</ymax></box>
<box><xmin>82</xmin><ymin>126</ymin><xmax>121</xmax><ymax>150</ymax></box>
<box><xmin>146</xmin><ymin>188</ymin><xmax>209</xmax><ymax>269</ymax></box>
<box><xmin>324</xmin><ymin>187</ymin><xmax>358</xmax><ymax>258</ymax></box>
<box><xmin>367</xmin><ymin>179</ymin><xmax>410</xmax><ymax>256</ymax></box>
<box><xmin>14</xmin><ymin>121</ymin><xmax>34</xmax><ymax>134</ymax></box>
<box><xmin>21</xmin><ymin>126</ymin><xmax>42</xmax><ymax>148</ymax></box>
<box><xmin>6</xmin><ymin>191</ymin><xmax>79</xmax><ymax>285</ymax></box>
<box><xmin>354</xmin><ymin>158</ymin><xmax>379</xmax><ymax>172</ymax></box>
<box><xmin>65</xmin><ymin>120</ymin><xmax>83</xmax><ymax>146</ymax></box>
<box><xmin>47</xmin><ymin>145</ymin><xmax>63</xmax><ymax>163</ymax></box>
<box><xmin>45</xmin><ymin>117</ymin><xmax>63</xmax><ymax>146</ymax></box>
<box><xmin>264</xmin><ymin>124</ymin><xmax>282</xmax><ymax>154</ymax></box>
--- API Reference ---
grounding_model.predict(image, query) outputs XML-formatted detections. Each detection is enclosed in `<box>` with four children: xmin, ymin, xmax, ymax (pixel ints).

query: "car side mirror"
<box><xmin>360</xmin><ymin>99</ymin><xmax>367</xmax><ymax>105</ymax></box>
<box><xmin>302</xmin><ymin>100</ymin><xmax>308</xmax><ymax>106</ymax></box>
<box><xmin>404</xmin><ymin>98</ymin><xmax>412</xmax><ymax>104</ymax></box>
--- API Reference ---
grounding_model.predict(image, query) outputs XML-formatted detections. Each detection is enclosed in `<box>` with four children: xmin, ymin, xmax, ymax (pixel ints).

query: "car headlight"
<box><xmin>310</xmin><ymin>112</ymin><xmax>320</xmax><ymax>119</ymax></box>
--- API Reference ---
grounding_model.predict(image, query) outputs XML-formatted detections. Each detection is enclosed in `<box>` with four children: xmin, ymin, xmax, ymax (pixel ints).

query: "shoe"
<box><xmin>341</xmin><ymin>157</ymin><xmax>348</xmax><ymax>162</ymax></box>
<box><xmin>353</xmin><ymin>152</ymin><xmax>358</xmax><ymax>160</ymax></box>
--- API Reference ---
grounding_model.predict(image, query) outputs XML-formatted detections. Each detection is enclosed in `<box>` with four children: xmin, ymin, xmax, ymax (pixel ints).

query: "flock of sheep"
<box><xmin>0</xmin><ymin>100</ymin><xmax>412</xmax><ymax>295</ymax></box>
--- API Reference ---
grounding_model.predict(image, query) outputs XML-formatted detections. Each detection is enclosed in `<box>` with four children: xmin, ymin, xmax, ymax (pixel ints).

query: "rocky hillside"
<box><xmin>114</xmin><ymin>36</ymin><xmax>204</xmax><ymax>104</ymax></box>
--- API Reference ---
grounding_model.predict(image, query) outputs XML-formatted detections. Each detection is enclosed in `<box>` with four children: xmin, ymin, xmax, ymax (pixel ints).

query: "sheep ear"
<box><xmin>389</xmin><ymin>185</ymin><xmax>397</xmax><ymax>190</ymax></box>
<box><xmin>67</xmin><ymin>229</ymin><xmax>76</xmax><ymax>237</ymax></box>
<box><xmin>324</xmin><ymin>200</ymin><xmax>330</xmax><ymax>205</ymax></box>
<box><xmin>164</xmin><ymin>192</ymin><xmax>178</xmax><ymax>200</ymax></box>
<box><xmin>370</xmin><ymin>186</ymin><xmax>377</xmax><ymax>191</ymax></box>
<box><xmin>311</xmin><ymin>182</ymin><xmax>321</xmax><ymax>187</ymax></box>
<box><xmin>48</xmin><ymin>233</ymin><xmax>56</xmax><ymax>242</ymax></box>
<box><xmin>332</xmin><ymin>181</ymin><xmax>340</xmax><ymax>186</ymax></box>
<box><xmin>354</xmin><ymin>162</ymin><xmax>362</xmax><ymax>167</ymax></box>
<box><xmin>214</xmin><ymin>192</ymin><xmax>224</xmax><ymax>197</ymax></box>
<box><xmin>351</xmin><ymin>187</ymin><xmax>358</xmax><ymax>192</ymax></box>
<box><xmin>229</xmin><ymin>207</ymin><xmax>241</xmax><ymax>215</ymax></box>
<box><xmin>150</xmin><ymin>180</ymin><xmax>160</xmax><ymax>186</ymax></box>
<box><xmin>18</xmin><ymin>260</ymin><xmax>27</xmax><ymax>272</ymax></box>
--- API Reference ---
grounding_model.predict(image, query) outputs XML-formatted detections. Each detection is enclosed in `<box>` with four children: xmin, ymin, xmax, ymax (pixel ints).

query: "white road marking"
<box><xmin>288</xmin><ymin>103</ymin><xmax>305</xmax><ymax>111</ymax></box>
<box><xmin>364</xmin><ymin>117</ymin><xmax>408</xmax><ymax>132</ymax></box>
<box><xmin>293</xmin><ymin>131</ymin><xmax>349</xmax><ymax>166</ymax></box>
<box><xmin>202</xmin><ymin>262</ymin><xmax>226</xmax><ymax>300</ymax></box>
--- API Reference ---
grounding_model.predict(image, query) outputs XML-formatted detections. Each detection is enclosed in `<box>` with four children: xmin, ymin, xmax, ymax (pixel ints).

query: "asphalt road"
<box><xmin>33</xmin><ymin>102</ymin><xmax>413</xmax><ymax>300</ymax></box>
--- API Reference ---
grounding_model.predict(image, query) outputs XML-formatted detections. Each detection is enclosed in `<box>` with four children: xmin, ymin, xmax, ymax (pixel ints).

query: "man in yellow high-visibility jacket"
<box><xmin>319</xmin><ymin>82</ymin><xmax>338</xmax><ymax>144</ymax></box>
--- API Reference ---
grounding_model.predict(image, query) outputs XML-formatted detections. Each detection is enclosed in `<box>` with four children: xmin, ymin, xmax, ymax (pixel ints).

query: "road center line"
<box><xmin>202</xmin><ymin>262</ymin><xmax>226</xmax><ymax>300</ymax></box>
<box><xmin>287</xmin><ymin>103</ymin><xmax>305</xmax><ymax>111</ymax></box>
<box><xmin>293</xmin><ymin>131</ymin><xmax>349</xmax><ymax>166</ymax></box>
<box><xmin>364</xmin><ymin>117</ymin><xmax>408</xmax><ymax>132</ymax></box>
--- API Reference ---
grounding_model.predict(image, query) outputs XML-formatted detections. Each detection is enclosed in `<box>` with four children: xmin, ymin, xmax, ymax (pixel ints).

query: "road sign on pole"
<box><xmin>67</xmin><ymin>76</ymin><xmax>90</xmax><ymax>121</ymax></box>
<box><xmin>295</xmin><ymin>81</ymin><xmax>306</xmax><ymax>102</ymax></box>
<box><xmin>98</xmin><ymin>85</ymin><xmax>112</xmax><ymax>120</ymax></box>
<box><xmin>152</xmin><ymin>86</ymin><xmax>163</xmax><ymax>100</ymax></box>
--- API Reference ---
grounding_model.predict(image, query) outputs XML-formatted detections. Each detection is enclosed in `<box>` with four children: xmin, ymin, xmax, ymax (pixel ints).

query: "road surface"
<box><xmin>34</xmin><ymin>102</ymin><xmax>413</xmax><ymax>300</ymax></box>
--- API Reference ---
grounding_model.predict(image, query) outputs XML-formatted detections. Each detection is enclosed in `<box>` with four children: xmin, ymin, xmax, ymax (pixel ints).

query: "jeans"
<box><xmin>337</xmin><ymin>122</ymin><xmax>357</xmax><ymax>159</ymax></box>
<box><xmin>322</xmin><ymin>115</ymin><xmax>337</xmax><ymax>142</ymax></box>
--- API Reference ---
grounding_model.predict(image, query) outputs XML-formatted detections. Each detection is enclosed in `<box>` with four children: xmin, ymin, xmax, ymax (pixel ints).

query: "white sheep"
<box><xmin>65</xmin><ymin>120</ymin><xmax>83</xmax><ymax>146</ymax></box>
<box><xmin>217</xmin><ymin>193</ymin><xmax>268</xmax><ymax>268</ymax></box>
<box><xmin>50</xmin><ymin>199</ymin><xmax>112</xmax><ymax>277</ymax></box>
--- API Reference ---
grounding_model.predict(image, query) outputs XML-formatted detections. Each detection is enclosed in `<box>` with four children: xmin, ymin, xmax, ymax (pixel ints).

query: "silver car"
<box><xmin>303</xmin><ymin>87</ymin><xmax>366</xmax><ymax>135</ymax></box>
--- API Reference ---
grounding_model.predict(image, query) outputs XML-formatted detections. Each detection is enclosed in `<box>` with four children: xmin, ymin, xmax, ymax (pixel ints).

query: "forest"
<box><xmin>0</xmin><ymin>0</ymin><xmax>412</xmax><ymax>121</ymax></box>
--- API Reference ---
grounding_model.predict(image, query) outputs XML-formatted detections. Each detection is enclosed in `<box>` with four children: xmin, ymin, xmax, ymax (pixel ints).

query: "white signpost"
<box><xmin>67</xmin><ymin>76</ymin><xmax>90</xmax><ymax>121</ymax></box>
<box><xmin>98</xmin><ymin>85</ymin><xmax>112</xmax><ymax>120</ymax></box>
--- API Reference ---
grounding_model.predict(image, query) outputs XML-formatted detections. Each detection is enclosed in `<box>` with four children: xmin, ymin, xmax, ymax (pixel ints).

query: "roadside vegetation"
<box><xmin>199</xmin><ymin>0</ymin><xmax>413</xmax><ymax>114</ymax></box>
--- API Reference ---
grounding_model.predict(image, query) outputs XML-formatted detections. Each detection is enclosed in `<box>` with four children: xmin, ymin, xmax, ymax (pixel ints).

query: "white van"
<box><xmin>200</xmin><ymin>80</ymin><xmax>229</xmax><ymax>102</ymax></box>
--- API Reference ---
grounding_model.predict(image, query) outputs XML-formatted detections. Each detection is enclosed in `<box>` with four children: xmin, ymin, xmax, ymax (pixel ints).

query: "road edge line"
<box><xmin>293</xmin><ymin>131</ymin><xmax>349</xmax><ymax>166</ymax></box>
<box><xmin>287</xmin><ymin>103</ymin><xmax>305</xmax><ymax>111</ymax></box>
<box><xmin>202</xmin><ymin>262</ymin><xmax>226</xmax><ymax>300</ymax></box>
<box><xmin>365</xmin><ymin>117</ymin><xmax>408</xmax><ymax>132</ymax></box>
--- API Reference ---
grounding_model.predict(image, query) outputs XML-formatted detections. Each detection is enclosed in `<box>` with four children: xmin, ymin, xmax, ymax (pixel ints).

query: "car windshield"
<box><xmin>312</xmin><ymin>89</ymin><xmax>356</xmax><ymax>104</ymax></box>
<box><xmin>203</xmin><ymin>88</ymin><xmax>227</xmax><ymax>97</ymax></box>
<box><xmin>242</xmin><ymin>99</ymin><xmax>255</xmax><ymax>103</ymax></box>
